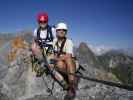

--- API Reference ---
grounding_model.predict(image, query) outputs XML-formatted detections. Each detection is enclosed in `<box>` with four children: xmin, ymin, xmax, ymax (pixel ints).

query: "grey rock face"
<box><xmin>75</xmin><ymin>42</ymin><xmax>98</xmax><ymax>66</ymax></box>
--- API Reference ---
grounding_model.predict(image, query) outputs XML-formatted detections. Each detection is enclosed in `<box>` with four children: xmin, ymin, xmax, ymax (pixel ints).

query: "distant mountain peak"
<box><xmin>76</xmin><ymin>42</ymin><xmax>99</xmax><ymax>67</ymax></box>
<box><xmin>78</xmin><ymin>42</ymin><xmax>94</xmax><ymax>53</ymax></box>
<box><xmin>79</xmin><ymin>42</ymin><xmax>89</xmax><ymax>49</ymax></box>
<box><xmin>89</xmin><ymin>44</ymin><xmax>113</xmax><ymax>55</ymax></box>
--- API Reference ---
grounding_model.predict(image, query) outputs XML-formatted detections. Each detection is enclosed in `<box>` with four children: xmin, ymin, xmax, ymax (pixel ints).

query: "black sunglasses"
<box><xmin>39</xmin><ymin>21</ymin><xmax>48</xmax><ymax>24</ymax></box>
<box><xmin>56</xmin><ymin>29</ymin><xmax>67</xmax><ymax>31</ymax></box>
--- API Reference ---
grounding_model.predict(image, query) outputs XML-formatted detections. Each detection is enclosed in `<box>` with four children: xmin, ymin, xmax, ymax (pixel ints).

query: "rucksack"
<box><xmin>36</xmin><ymin>25</ymin><xmax>53</xmax><ymax>42</ymax></box>
<box><xmin>36</xmin><ymin>25</ymin><xmax>54</xmax><ymax>54</ymax></box>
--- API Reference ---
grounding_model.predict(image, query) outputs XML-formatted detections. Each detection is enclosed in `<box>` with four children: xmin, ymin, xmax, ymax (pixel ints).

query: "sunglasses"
<box><xmin>56</xmin><ymin>29</ymin><xmax>67</xmax><ymax>32</ymax></box>
<box><xmin>39</xmin><ymin>21</ymin><xmax>48</xmax><ymax>24</ymax></box>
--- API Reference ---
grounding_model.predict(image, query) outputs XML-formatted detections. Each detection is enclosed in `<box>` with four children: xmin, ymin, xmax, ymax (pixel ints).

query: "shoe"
<box><xmin>64</xmin><ymin>87</ymin><xmax>76</xmax><ymax>100</ymax></box>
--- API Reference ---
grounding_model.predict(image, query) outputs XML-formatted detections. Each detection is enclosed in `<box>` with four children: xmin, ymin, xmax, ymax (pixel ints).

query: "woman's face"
<box><xmin>56</xmin><ymin>29</ymin><xmax>67</xmax><ymax>38</ymax></box>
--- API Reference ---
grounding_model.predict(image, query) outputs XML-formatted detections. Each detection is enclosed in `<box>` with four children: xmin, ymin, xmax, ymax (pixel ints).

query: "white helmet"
<box><xmin>56</xmin><ymin>22</ymin><xmax>68</xmax><ymax>30</ymax></box>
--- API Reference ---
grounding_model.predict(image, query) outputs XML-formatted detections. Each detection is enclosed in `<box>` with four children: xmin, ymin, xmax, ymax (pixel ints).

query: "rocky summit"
<box><xmin>0</xmin><ymin>33</ymin><xmax>133</xmax><ymax>100</ymax></box>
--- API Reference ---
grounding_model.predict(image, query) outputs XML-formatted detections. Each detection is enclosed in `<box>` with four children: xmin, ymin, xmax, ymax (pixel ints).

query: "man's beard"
<box><xmin>57</xmin><ymin>36</ymin><xmax>66</xmax><ymax>40</ymax></box>
<box><xmin>40</xmin><ymin>24</ymin><xmax>47</xmax><ymax>30</ymax></box>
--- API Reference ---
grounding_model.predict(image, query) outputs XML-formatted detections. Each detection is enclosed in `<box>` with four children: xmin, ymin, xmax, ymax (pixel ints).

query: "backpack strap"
<box><xmin>56</xmin><ymin>37</ymin><xmax>67</xmax><ymax>57</ymax></box>
<box><xmin>37</xmin><ymin>27</ymin><xmax>41</xmax><ymax>41</ymax></box>
<box><xmin>46</xmin><ymin>25</ymin><xmax>53</xmax><ymax>42</ymax></box>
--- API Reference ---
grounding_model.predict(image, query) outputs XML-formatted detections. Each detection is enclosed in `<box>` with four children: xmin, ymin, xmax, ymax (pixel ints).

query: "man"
<box><xmin>52</xmin><ymin>22</ymin><xmax>77</xmax><ymax>99</ymax></box>
<box><xmin>31</xmin><ymin>12</ymin><xmax>55</xmax><ymax>62</ymax></box>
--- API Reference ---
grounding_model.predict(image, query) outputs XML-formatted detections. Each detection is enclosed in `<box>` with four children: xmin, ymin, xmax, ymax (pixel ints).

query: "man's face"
<box><xmin>38</xmin><ymin>21</ymin><xmax>48</xmax><ymax>29</ymax></box>
<box><xmin>56</xmin><ymin>29</ymin><xmax>67</xmax><ymax>38</ymax></box>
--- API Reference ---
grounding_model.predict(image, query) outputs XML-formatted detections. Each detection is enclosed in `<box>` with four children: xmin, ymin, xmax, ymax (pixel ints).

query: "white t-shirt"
<box><xmin>53</xmin><ymin>38</ymin><xmax>74</xmax><ymax>56</ymax></box>
<box><xmin>33</xmin><ymin>27</ymin><xmax>56</xmax><ymax>39</ymax></box>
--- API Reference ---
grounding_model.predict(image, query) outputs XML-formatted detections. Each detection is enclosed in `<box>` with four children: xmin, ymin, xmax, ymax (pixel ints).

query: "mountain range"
<box><xmin>0</xmin><ymin>32</ymin><xmax>133</xmax><ymax>100</ymax></box>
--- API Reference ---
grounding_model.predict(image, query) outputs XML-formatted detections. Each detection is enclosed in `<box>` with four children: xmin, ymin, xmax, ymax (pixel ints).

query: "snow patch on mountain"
<box><xmin>88</xmin><ymin>44</ymin><xmax>113</xmax><ymax>55</ymax></box>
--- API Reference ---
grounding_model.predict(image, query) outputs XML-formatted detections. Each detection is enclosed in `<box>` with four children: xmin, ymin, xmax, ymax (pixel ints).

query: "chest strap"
<box><xmin>56</xmin><ymin>38</ymin><xmax>67</xmax><ymax>57</ymax></box>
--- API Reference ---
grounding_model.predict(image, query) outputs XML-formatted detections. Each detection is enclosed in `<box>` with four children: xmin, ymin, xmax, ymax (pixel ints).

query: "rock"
<box><xmin>75</xmin><ymin>42</ymin><xmax>98</xmax><ymax>67</ymax></box>
<box><xmin>0</xmin><ymin>92</ymin><xmax>12</xmax><ymax>100</ymax></box>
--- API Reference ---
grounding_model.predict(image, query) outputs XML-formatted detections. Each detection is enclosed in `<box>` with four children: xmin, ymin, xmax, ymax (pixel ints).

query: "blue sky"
<box><xmin>0</xmin><ymin>0</ymin><xmax>133</xmax><ymax>48</ymax></box>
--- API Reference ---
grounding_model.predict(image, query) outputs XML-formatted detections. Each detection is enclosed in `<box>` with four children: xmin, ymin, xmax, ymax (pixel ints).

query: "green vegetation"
<box><xmin>111</xmin><ymin>63</ymin><xmax>133</xmax><ymax>86</ymax></box>
<box><xmin>97</xmin><ymin>50</ymin><xmax>133</xmax><ymax>86</ymax></box>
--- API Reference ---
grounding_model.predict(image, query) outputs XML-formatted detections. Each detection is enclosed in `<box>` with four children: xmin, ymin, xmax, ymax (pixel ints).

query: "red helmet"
<box><xmin>37</xmin><ymin>12</ymin><xmax>48</xmax><ymax>23</ymax></box>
